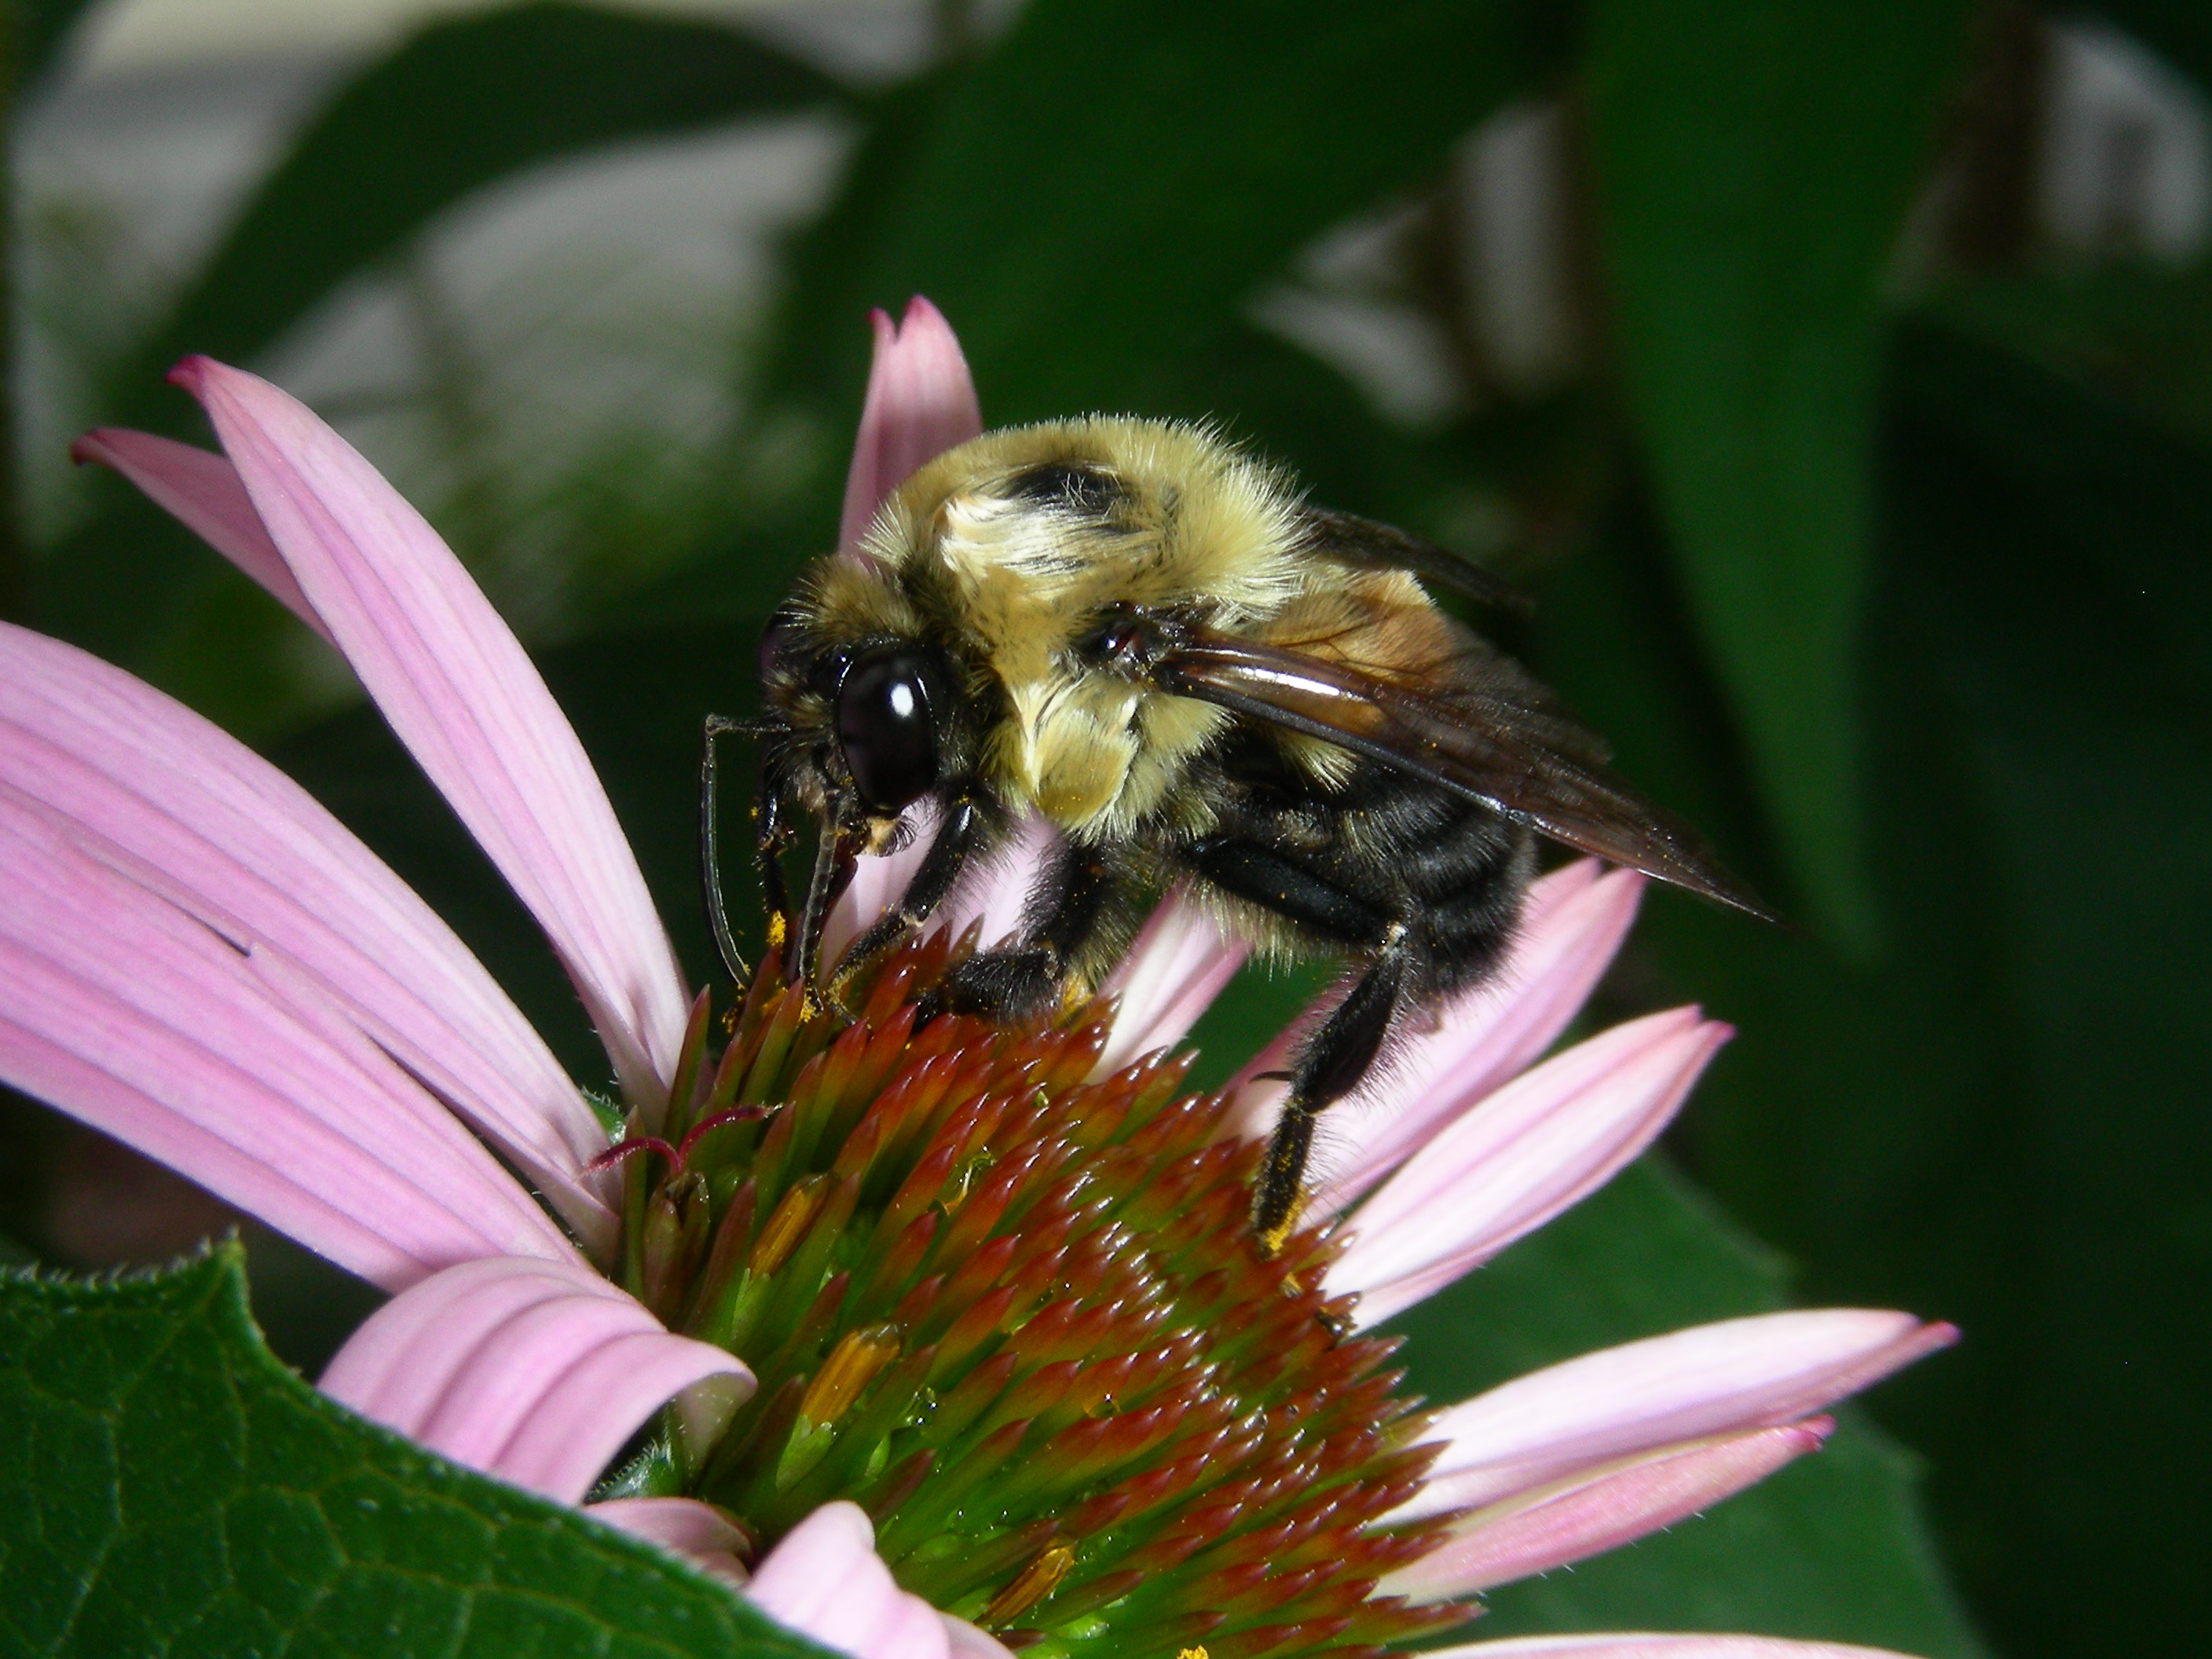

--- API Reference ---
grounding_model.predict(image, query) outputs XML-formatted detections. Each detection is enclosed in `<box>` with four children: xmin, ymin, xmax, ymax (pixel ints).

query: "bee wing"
<box><xmin>1297</xmin><ymin>506</ymin><xmax>1532</xmax><ymax>614</ymax></box>
<box><xmin>1154</xmin><ymin>635</ymin><xmax>1775</xmax><ymax>920</ymax></box>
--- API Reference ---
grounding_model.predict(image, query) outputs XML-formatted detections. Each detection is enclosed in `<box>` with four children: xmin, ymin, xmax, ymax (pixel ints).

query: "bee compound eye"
<box><xmin>834</xmin><ymin>647</ymin><xmax>942</xmax><ymax>814</ymax></box>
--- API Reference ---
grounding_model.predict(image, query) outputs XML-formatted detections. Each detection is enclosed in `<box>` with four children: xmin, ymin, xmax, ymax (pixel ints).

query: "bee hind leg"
<box><xmin>1252</xmin><ymin>936</ymin><xmax>1410</xmax><ymax>1255</ymax></box>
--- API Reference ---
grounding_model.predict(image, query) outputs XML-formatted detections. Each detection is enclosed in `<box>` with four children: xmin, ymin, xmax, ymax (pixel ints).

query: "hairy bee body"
<box><xmin>742</xmin><ymin>418</ymin><xmax>1759</xmax><ymax>1244</ymax></box>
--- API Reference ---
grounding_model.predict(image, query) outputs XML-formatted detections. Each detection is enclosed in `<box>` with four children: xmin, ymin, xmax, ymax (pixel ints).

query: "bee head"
<box><xmin>760</xmin><ymin>604</ymin><xmax>961</xmax><ymax>830</ymax></box>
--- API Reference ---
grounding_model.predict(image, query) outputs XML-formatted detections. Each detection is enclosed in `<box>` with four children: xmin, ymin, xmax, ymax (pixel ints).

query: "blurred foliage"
<box><xmin>7</xmin><ymin>0</ymin><xmax>2212</xmax><ymax>1654</ymax></box>
<box><xmin>1584</xmin><ymin>0</ymin><xmax>1972</xmax><ymax>950</ymax></box>
<box><xmin>31</xmin><ymin>2</ymin><xmax>847</xmax><ymax>717</ymax></box>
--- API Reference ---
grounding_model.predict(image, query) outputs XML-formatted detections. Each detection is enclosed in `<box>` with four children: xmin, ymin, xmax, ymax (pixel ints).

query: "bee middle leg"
<box><xmin>924</xmin><ymin>837</ymin><xmax>1130</xmax><ymax>1026</ymax></box>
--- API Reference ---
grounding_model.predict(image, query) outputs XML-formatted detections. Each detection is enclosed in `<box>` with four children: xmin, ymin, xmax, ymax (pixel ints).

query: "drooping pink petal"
<box><xmin>745</xmin><ymin>1501</ymin><xmax>1005</xmax><ymax>1659</ymax></box>
<box><xmin>1219</xmin><ymin>862</ymin><xmax>1640</xmax><ymax>1182</ymax></box>
<box><xmin>165</xmin><ymin>357</ymin><xmax>690</xmax><ymax>1109</ymax></box>
<box><xmin>71</xmin><ymin>428</ymin><xmax>331</xmax><ymax>644</ymax></box>
<box><xmin>320</xmin><ymin>1255</ymin><xmax>750</xmax><ymax>1505</ymax></box>
<box><xmin>1430</xmin><ymin>1632</ymin><xmax>1926</xmax><ymax>1658</ymax></box>
<box><xmin>587</xmin><ymin>1496</ymin><xmax>751</xmax><ymax>1588</ymax></box>
<box><xmin>321</xmin><ymin>1253</ymin><xmax>623</xmax><ymax>1412</ymax></box>
<box><xmin>838</xmin><ymin>296</ymin><xmax>983</xmax><ymax>558</ymax></box>
<box><xmin>0</xmin><ymin>622</ymin><xmax>616</xmax><ymax>1253</ymax></box>
<box><xmin>1398</xmin><ymin>1310</ymin><xmax>1958</xmax><ymax>1520</ymax></box>
<box><xmin>0</xmin><ymin>795</ymin><xmax>578</xmax><ymax>1290</ymax></box>
<box><xmin>1327</xmin><ymin>1009</ymin><xmax>1731</xmax><ymax>1326</ymax></box>
<box><xmin>1382</xmin><ymin>1421</ymin><xmax>1829</xmax><ymax>1602</ymax></box>
<box><xmin>1092</xmin><ymin>883</ymin><xmax>1250</xmax><ymax>1077</ymax></box>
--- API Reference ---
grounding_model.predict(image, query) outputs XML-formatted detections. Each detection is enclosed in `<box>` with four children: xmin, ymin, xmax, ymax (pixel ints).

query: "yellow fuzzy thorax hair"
<box><xmin>803</xmin><ymin>419</ymin><xmax>1441</xmax><ymax>840</ymax></box>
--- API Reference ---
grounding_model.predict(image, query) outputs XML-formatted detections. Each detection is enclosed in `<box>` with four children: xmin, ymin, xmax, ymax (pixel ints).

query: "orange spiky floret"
<box><xmin>610</xmin><ymin>928</ymin><xmax>1474</xmax><ymax>1657</ymax></box>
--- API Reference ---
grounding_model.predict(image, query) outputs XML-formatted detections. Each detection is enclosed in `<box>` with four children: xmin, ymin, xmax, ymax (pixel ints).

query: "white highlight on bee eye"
<box><xmin>889</xmin><ymin>682</ymin><xmax>917</xmax><ymax>719</ymax></box>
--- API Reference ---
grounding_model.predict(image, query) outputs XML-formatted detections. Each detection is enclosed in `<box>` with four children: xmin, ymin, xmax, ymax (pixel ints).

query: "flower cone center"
<box><xmin>613</xmin><ymin>930</ymin><xmax>1472</xmax><ymax>1657</ymax></box>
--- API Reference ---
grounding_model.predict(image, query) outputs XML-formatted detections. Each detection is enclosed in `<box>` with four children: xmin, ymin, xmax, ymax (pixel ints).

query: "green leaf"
<box><xmin>0</xmin><ymin>1246</ymin><xmax>832</xmax><ymax>1658</ymax></box>
<box><xmin>1873</xmin><ymin>309</ymin><xmax>2212</xmax><ymax>1657</ymax></box>
<box><xmin>1524</xmin><ymin>472</ymin><xmax>2042</xmax><ymax>1659</ymax></box>
<box><xmin>764</xmin><ymin>0</ymin><xmax>1570</xmax><ymax>437</ymax></box>
<box><xmin>1393</xmin><ymin>1159</ymin><xmax>1985</xmax><ymax>1654</ymax></box>
<box><xmin>1584</xmin><ymin>0</ymin><xmax>1970</xmax><ymax>952</ymax></box>
<box><xmin>1930</xmin><ymin>261</ymin><xmax>2212</xmax><ymax>456</ymax></box>
<box><xmin>1517</xmin><ymin>286</ymin><xmax>2212</xmax><ymax>1656</ymax></box>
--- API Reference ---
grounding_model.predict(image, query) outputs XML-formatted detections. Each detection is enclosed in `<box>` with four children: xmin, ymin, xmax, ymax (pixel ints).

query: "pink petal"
<box><xmin>745</xmin><ymin>1501</ymin><xmax>962</xmax><ymax>1659</ymax></box>
<box><xmin>949</xmin><ymin>813</ymin><xmax>1056</xmax><ymax>948</ymax></box>
<box><xmin>320</xmin><ymin>1255</ymin><xmax>749</xmax><ymax>1505</ymax></box>
<box><xmin>820</xmin><ymin>803</ymin><xmax>940</xmax><ymax>970</ymax></box>
<box><xmin>1382</xmin><ymin>1421</ymin><xmax>1829</xmax><ymax>1601</ymax></box>
<box><xmin>822</xmin><ymin>809</ymin><xmax>1055</xmax><ymax>971</ymax></box>
<box><xmin>1430</xmin><ymin>1639</ymin><xmax>1927</xmax><ymax>1659</ymax></box>
<box><xmin>1326</xmin><ymin>1009</ymin><xmax>1731</xmax><ymax>1326</ymax></box>
<box><xmin>1326</xmin><ymin>864</ymin><xmax>1643</xmax><ymax>1206</ymax></box>
<box><xmin>1219</xmin><ymin>862</ymin><xmax>1639</xmax><ymax>1186</ymax></box>
<box><xmin>0</xmin><ymin>794</ymin><xmax>577</xmax><ymax>1289</ymax></box>
<box><xmin>167</xmin><ymin>358</ymin><xmax>690</xmax><ymax>1108</ymax></box>
<box><xmin>588</xmin><ymin>1496</ymin><xmax>752</xmax><ymax>1588</ymax></box>
<box><xmin>71</xmin><ymin>428</ymin><xmax>331</xmax><ymax>644</ymax></box>
<box><xmin>1093</xmin><ymin>883</ymin><xmax>1251</xmax><ymax>1076</ymax></box>
<box><xmin>1399</xmin><ymin>1310</ymin><xmax>1957</xmax><ymax>1518</ymax></box>
<box><xmin>943</xmin><ymin>1617</ymin><xmax>1020</xmax><ymax>1659</ymax></box>
<box><xmin>837</xmin><ymin>296</ymin><xmax>983</xmax><ymax>557</ymax></box>
<box><xmin>0</xmin><ymin>622</ymin><xmax>616</xmax><ymax>1254</ymax></box>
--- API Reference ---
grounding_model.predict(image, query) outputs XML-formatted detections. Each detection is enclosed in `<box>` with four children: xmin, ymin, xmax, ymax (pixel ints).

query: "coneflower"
<box><xmin>0</xmin><ymin>301</ymin><xmax>1950</xmax><ymax>1659</ymax></box>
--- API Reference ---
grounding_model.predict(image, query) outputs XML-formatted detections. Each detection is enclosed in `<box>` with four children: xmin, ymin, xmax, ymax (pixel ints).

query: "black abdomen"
<box><xmin>1168</xmin><ymin>733</ymin><xmax>1536</xmax><ymax>994</ymax></box>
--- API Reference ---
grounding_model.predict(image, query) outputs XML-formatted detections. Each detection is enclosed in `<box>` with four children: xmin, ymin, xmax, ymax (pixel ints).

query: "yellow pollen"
<box><xmin>747</xmin><ymin>1174</ymin><xmax>828</xmax><ymax>1276</ymax></box>
<box><xmin>798</xmin><ymin>1325</ymin><xmax>901</xmax><ymax>1426</ymax></box>
<box><xmin>980</xmin><ymin>1543</ymin><xmax>1075</xmax><ymax>1627</ymax></box>
<box><xmin>1177</xmin><ymin>1650</ymin><xmax>1210</xmax><ymax>1659</ymax></box>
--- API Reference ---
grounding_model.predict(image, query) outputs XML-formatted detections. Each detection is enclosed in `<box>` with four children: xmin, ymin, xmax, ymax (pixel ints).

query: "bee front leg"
<box><xmin>699</xmin><ymin>713</ymin><xmax>755</xmax><ymax>983</ymax></box>
<box><xmin>823</xmin><ymin>793</ymin><xmax>984</xmax><ymax>1005</ymax></box>
<box><xmin>1252</xmin><ymin>937</ymin><xmax>1410</xmax><ymax>1254</ymax></box>
<box><xmin>754</xmin><ymin>755</ymin><xmax>797</xmax><ymax>958</ymax></box>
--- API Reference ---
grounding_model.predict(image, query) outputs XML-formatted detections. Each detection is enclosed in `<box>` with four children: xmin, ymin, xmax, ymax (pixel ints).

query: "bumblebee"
<box><xmin>709</xmin><ymin>419</ymin><xmax>1766</xmax><ymax>1248</ymax></box>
